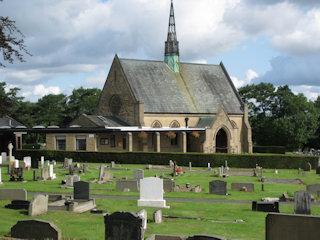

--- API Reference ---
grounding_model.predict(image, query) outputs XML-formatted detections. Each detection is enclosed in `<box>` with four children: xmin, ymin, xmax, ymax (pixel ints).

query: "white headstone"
<box><xmin>1</xmin><ymin>152</ymin><xmax>6</xmax><ymax>162</ymax></box>
<box><xmin>0</xmin><ymin>155</ymin><xmax>2</xmax><ymax>164</ymax></box>
<box><xmin>41</xmin><ymin>156</ymin><xmax>44</xmax><ymax>167</ymax></box>
<box><xmin>8</xmin><ymin>142</ymin><xmax>14</xmax><ymax>161</ymax></box>
<box><xmin>138</xmin><ymin>177</ymin><xmax>169</xmax><ymax>208</ymax></box>
<box><xmin>169</xmin><ymin>160</ymin><xmax>174</xmax><ymax>168</ymax></box>
<box><xmin>23</xmin><ymin>156</ymin><xmax>31</xmax><ymax>168</ymax></box>
<box><xmin>14</xmin><ymin>160</ymin><xmax>19</xmax><ymax>168</ymax></box>
<box><xmin>189</xmin><ymin>162</ymin><xmax>192</xmax><ymax>171</ymax></box>
<box><xmin>208</xmin><ymin>163</ymin><xmax>211</xmax><ymax>169</ymax></box>
<box><xmin>49</xmin><ymin>165</ymin><xmax>56</xmax><ymax>179</ymax></box>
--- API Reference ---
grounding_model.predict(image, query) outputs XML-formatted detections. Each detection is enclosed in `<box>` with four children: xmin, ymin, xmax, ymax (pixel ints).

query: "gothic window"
<box><xmin>170</xmin><ymin>120</ymin><xmax>180</xmax><ymax>128</ymax></box>
<box><xmin>152</xmin><ymin>120</ymin><xmax>162</xmax><ymax>128</ymax></box>
<box><xmin>109</xmin><ymin>94</ymin><xmax>122</xmax><ymax>115</ymax></box>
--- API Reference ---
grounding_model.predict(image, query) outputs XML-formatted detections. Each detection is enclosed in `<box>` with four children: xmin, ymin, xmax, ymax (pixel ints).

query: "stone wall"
<box><xmin>46</xmin><ymin>134</ymin><xmax>97</xmax><ymax>152</ymax></box>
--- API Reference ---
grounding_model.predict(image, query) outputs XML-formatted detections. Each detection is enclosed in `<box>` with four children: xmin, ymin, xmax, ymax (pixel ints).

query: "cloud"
<box><xmin>245</xmin><ymin>0</ymin><xmax>320</xmax><ymax>7</ymax></box>
<box><xmin>231</xmin><ymin>69</ymin><xmax>258</xmax><ymax>88</ymax></box>
<box><xmin>254</xmin><ymin>55</ymin><xmax>320</xmax><ymax>87</ymax></box>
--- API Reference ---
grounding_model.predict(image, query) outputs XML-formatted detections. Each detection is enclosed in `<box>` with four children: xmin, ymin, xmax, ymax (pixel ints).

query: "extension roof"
<box><xmin>0</xmin><ymin>116</ymin><xmax>25</xmax><ymax>128</ymax></box>
<box><xmin>119</xmin><ymin>58</ymin><xmax>244</xmax><ymax>115</ymax></box>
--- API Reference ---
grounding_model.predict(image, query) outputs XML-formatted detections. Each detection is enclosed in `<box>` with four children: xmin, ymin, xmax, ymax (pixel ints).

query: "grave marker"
<box><xmin>111</xmin><ymin>161</ymin><xmax>115</xmax><ymax>168</ymax></box>
<box><xmin>31</xmin><ymin>157</ymin><xmax>39</xmax><ymax>169</ymax></box>
<box><xmin>99</xmin><ymin>165</ymin><xmax>105</xmax><ymax>181</ymax></box>
<box><xmin>49</xmin><ymin>165</ymin><xmax>56</xmax><ymax>179</ymax></box>
<box><xmin>74</xmin><ymin>181</ymin><xmax>90</xmax><ymax>200</ymax></box>
<box><xmin>0</xmin><ymin>189</ymin><xmax>27</xmax><ymax>200</ymax></box>
<box><xmin>189</xmin><ymin>162</ymin><xmax>192</xmax><ymax>171</ymax></box>
<box><xmin>41</xmin><ymin>168</ymin><xmax>49</xmax><ymax>180</ymax></box>
<box><xmin>1</xmin><ymin>152</ymin><xmax>6</xmax><ymax>162</ymax></box>
<box><xmin>153</xmin><ymin>209</ymin><xmax>162</xmax><ymax>223</ymax></box>
<box><xmin>304</xmin><ymin>162</ymin><xmax>312</xmax><ymax>172</ymax></box>
<box><xmin>136</xmin><ymin>209</ymin><xmax>147</xmax><ymax>231</ymax></box>
<box><xmin>28</xmin><ymin>194</ymin><xmax>48</xmax><ymax>216</ymax></box>
<box><xmin>306</xmin><ymin>184</ymin><xmax>320</xmax><ymax>194</ymax></box>
<box><xmin>134</xmin><ymin>169</ymin><xmax>144</xmax><ymax>183</ymax></box>
<box><xmin>0</xmin><ymin>155</ymin><xmax>2</xmax><ymax>164</ymax></box>
<box><xmin>252</xmin><ymin>201</ymin><xmax>279</xmax><ymax>212</ymax></box>
<box><xmin>209</xmin><ymin>180</ymin><xmax>227</xmax><ymax>195</ymax></box>
<box><xmin>41</xmin><ymin>156</ymin><xmax>44</xmax><ymax>168</ymax></box>
<box><xmin>294</xmin><ymin>191</ymin><xmax>311</xmax><ymax>215</ymax></box>
<box><xmin>231</xmin><ymin>182</ymin><xmax>254</xmax><ymax>192</ymax></box>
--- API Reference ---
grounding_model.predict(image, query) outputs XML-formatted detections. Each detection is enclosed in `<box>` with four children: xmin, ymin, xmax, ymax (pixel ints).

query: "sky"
<box><xmin>0</xmin><ymin>0</ymin><xmax>320</xmax><ymax>102</ymax></box>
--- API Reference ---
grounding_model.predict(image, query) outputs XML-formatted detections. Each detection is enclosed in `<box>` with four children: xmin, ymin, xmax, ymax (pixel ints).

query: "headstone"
<box><xmin>134</xmin><ymin>169</ymin><xmax>144</xmax><ymax>182</ymax></box>
<box><xmin>1</xmin><ymin>152</ymin><xmax>6</xmax><ymax>162</ymax></box>
<box><xmin>252</xmin><ymin>201</ymin><xmax>279</xmax><ymax>212</ymax></box>
<box><xmin>104</xmin><ymin>211</ymin><xmax>144</xmax><ymax>240</ymax></box>
<box><xmin>307</xmin><ymin>184</ymin><xmax>320</xmax><ymax>194</ymax></box>
<box><xmin>274</xmin><ymin>169</ymin><xmax>278</xmax><ymax>174</ymax></box>
<box><xmin>266</xmin><ymin>213</ymin><xmax>320</xmax><ymax>240</ymax></box>
<box><xmin>23</xmin><ymin>156</ymin><xmax>31</xmax><ymax>168</ymax></box>
<box><xmin>209</xmin><ymin>180</ymin><xmax>227</xmax><ymax>195</ymax></box>
<box><xmin>41</xmin><ymin>168</ymin><xmax>49</xmax><ymax>180</ymax></box>
<box><xmin>103</xmin><ymin>171</ymin><xmax>113</xmax><ymax>181</ymax></box>
<box><xmin>69</xmin><ymin>164</ymin><xmax>74</xmax><ymax>175</ymax></box>
<box><xmin>33</xmin><ymin>169</ymin><xmax>39</xmax><ymax>181</ymax></box>
<box><xmin>83</xmin><ymin>163</ymin><xmax>88</xmax><ymax>173</ymax></box>
<box><xmin>136</xmin><ymin>209</ymin><xmax>147</xmax><ymax>231</ymax></box>
<box><xmin>298</xmin><ymin>168</ymin><xmax>301</xmax><ymax>175</ymax></box>
<box><xmin>74</xmin><ymin>163</ymin><xmax>80</xmax><ymax>169</ymax></box>
<box><xmin>294</xmin><ymin>191</ymin><xmax>311</xmax><ymax>215</ymax></box>
<box><xmin>52</xmin><ymin>160</ymin><xmax>56</xmax><ymax>165</ymax></box>
<box><xmin>41</xmin><ymin>156</ymin><xmax>44</xmax><ymax>168</ymax></box>
<box><xmin>46</xmin><ymin>160</ymin><xmax>50</xmax><ymax>166</ymax></box>
<box><xmin>304</xmin><ymin>162</ymin><xmax>312</xmax><ymax>172</ymax></box>
<box><xmin>116</xmin><ymin>180</ymin><xmax>139</xmax><ymax>191</ymax></box>
<box><xmin>74</xmin><ymin>181</ymin><xmax>90</xmax><ymax>200</ymax></box>
<box><xmin>231</xmin><ymin>182</ymin><xmax>254</xmax><ymax>192</ymax></box>
<box><xmin>49</xmin><ymin>164</ymin><xmax>56</xmax><ymax>179</ymax></box>
<box><xmin>31</xmin><ymin>157</ymin><xmax>39</xmax><ymax>169</ymax></box>
<box><xmin>111</xmin><ymin>161</ymin><xmax>115</xmax><ymax>168</ymax></box>
<box><xmin>28</xmin><ymin>194</ymin><xmax>48</xmax><ymax>216</ymax></box>
<box><xmin>138</xmin><ymin>177</ymin><xmax>169</xmax><ymax>208</ymax></box>
<box><xmin>262</xmin><ymin>183</ymin><xmax>264</xmax><ymax>191</ymax></box>
<box><xmin>163</xmin><ymin>179</ymin><xmax>175</xmax><ymax>193</ymax></box>
<box><xmin>225</xmin><ymin>160</ymin><xmax>228</xmax><ymax>170</ymax></box>
<box><xmin>0</xmin><ymin>189</ymin><xmax>27</xmax><ymax>200</ymax></box>
<box><xmin>0</xmin><ymin>155</ymin><xmax>2</xmax><ymax>164</ymax></box>
<box><xmin>169</xmin><ymin>160</ymin><xmax>174</xmax><ymax>168</ymax></box>
<box><xmin>99</xmin><ymin>165</ymin><xmax>105</xmax><ymax>181</ymax></box>
<box><xmin>14</xmin><ymin>160</ymin><xmax>19</xmax><ymax>168</ymax></box>
<box><xmin>207</xmin><ymin>162</ymin><xmax>211</xmax><ymax>170</ymax></box>
<box><xmin>316</xmin><ymin>158</ymin><xmax>320</xmax><ymax>174</ymax></box>
<box><xmin>218</xmin><ymin>167</ymin><xmax>222</xmax><ymax>177</ymax></box>
<box><xmin>189</xmin><ymin>162</ymin><xmax>192</xmax><ymax>171</ymax></box>
<box><xmin>8</xmin><ymin>142</ymin><xmax>14</xmax><ymax>161</ymax></box>
<box><xmin>153</xmin><ymin>209</ymin><xmax>162</xmax><ymax>223</ymax></box>
<box><xmin>11</xmin><ymin>219</ymin><xmax>61</xmax><ymax>240</ymax></box>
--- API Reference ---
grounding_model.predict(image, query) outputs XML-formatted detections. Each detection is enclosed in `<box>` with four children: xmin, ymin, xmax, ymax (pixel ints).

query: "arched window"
<box><xmin>169</xmin><ymin>120</ymin><xmax>180</xmax><ymax>128</ymax></box>
<box><xmin>216</xmin><ymin>128</ymin><xmax>228</xmax><ymax>153</ymax></box>
<box><xmin>152</xmin><ymin>120</ymin><xmax>162</xmax><ymax>128</ymax></box>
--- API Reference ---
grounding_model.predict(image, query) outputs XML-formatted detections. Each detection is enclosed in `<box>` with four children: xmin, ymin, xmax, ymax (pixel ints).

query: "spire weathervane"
<box><xmin>165</xmin><ymin>0</ymin><xmax>180</xmax><ymax>72</ymax></box>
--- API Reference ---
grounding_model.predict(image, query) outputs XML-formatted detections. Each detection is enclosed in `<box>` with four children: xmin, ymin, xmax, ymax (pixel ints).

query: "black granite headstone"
<box><xmin>31</xmin><ymin>158</ymin><xmax>39</xmax><ymax>169</ymax></box>
<box><xmin>252</xmin><ymin>201</ymin><xmax>279</xmax><ymax>212</ymax></box>
<box><xmin>74</xmin><ymin>181</ymin><xmax>90</xmax><ymax>200</ymax></box>
<box><xmin>104</xmin><ymin>211</ymin><xmax>143</xmax><ymax>240</ymax></box>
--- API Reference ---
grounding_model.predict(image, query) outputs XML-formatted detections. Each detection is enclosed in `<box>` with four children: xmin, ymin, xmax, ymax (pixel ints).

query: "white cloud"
<box><xmin>231</xmin><ymin>69</ymin><xmax>258</xmax><ymax>88</ymax></box>
<box><xmin>291</xmin><ymin>85</ymin><xmax>320</xmax><ymax>101</ymax></box>
<box><xmin>33</xmin><ymin>85</ymin><xmax>61</xmax><ymax>97</ymax></box>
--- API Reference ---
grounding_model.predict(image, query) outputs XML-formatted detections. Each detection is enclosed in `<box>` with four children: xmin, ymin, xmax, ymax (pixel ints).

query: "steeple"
<box><xmin>165</xmin><ymin>0</ymin><xmax>180</xmax><ymax>72</ymax></box>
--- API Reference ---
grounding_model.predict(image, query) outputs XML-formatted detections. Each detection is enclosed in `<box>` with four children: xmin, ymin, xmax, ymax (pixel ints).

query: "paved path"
<box><xmin>29</xmin><ymin>192</ymin><xmax>320</xmax><ymax>206</ymax></box>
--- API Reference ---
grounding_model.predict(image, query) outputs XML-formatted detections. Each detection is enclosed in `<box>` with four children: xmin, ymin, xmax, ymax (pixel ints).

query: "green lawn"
<box><xmin>0</xmin><ymin>163</ymin><xmax>320</xmax><ymax>239</ymax></box>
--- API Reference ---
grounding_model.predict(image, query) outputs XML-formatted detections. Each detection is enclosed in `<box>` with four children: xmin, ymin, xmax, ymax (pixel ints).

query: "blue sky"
<box><xmin>0</xmin><ymin>0</ymin><xmax>319</xmax><ymax>101</ymax></box>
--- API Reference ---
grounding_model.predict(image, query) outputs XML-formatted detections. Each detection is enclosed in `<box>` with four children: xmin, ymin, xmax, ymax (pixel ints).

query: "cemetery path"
<box><xmin>28</xmin><ymin>192</ymin><xmax>320</xmax><ymax>206</ymax></box>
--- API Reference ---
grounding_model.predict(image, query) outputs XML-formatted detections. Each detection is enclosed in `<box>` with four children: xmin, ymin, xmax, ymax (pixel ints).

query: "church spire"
<box><xmin>165</xmin><ymin>0</ymin><xmax>180</xmax><ymax>72</ymax></box>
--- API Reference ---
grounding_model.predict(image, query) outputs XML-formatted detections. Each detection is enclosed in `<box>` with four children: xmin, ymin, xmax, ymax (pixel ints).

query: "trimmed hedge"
<box><xmin>253</xmin><ymin>146</ymin><xmax>286</xmax><ymax>154</ymax></box>
<box><xmin>14</xmin><ymin>149</ymin><xmax>319</xmax><ymax>169</ymax></box>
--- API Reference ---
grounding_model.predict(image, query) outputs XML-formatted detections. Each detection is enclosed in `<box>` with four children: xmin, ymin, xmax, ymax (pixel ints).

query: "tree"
<box><xmin>0</xmin><ymin>0</ymin><xmax>31</xmax><ymax>67</ymax></box>
<box><xmin>65</xmin><ymin>87</ymin><xmax>101</xmax><ymax>124</ymax></box>
<box><xmin>239</xmin><ymin>83</ymin><xmax>319</xmax><ymax>150</ymax></box>
<box><xmin>0</xmin><ymin>81</ymin><xmax>23</xmax><ymax>116</ymax></box>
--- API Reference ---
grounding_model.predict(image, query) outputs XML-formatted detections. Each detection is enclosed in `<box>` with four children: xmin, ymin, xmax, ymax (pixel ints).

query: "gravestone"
<box><xmin>134</xmin><ymin>169</ymin><xmax>144</xmax><ymax>182</ymax></box>
<box><xmin>69</xmin><ymin>164</ymin><xmax>74</xmax><ymax>175</ymax></box>
<box><xmin>304</xmin><ymin>162</ymin><xmax>312</xmax><ymax>172</ymax></box>
<box><xmin>66</xmin><ymin>175</ymin><xmax>80</xmax><ymax>187</ymax></box>
<box><xmin>298</xmin><ymin>168</ymin><xmax>301</xmax><ymax>175</ymax></box>
<box><xmin>209</xmin><ymin>180</ymin><xmax>227</xmax><ymax>195</ymax></box>
<box><xmin>33</xmin><ymin>169</ymin><xmax>40</xmax><ymax>181</ymax></box>
<box><xmin>163</xmin><ymin>179</ymin><xmax>175</xmax><ymax>193</ymax></box>
<box><xmin>74</xmin><ymin>181</ymin><xmax>90</xmax><ymax>200</ymax></box>
<box><xmin>116</xmin><ymin>180</ymin><xmax>139</xmax><ymax>191</ymax></box>
<box><xmin>52</xmin><ymin>160</ymin><xmax>56</xmax><ymax>165</ymax></box>
<box><xmin>0</xmin><ymin>155</ymin><xmax>2</xmax><ymax>164</ymax></box>
<box><xmin>316</xmin><ymin>158</ymin><xmax>320</xmax><ymax>174</ymax></box>
<box><xmin>49</xmin><ymin>164</ymin><xmax>56</xmax><ymax>179</ymax></box>
<box><xmin>138</xmin><ymin>177</ymin><xmax>169</xmax><ymax>208</ymax></box>
<box><xmin>40</xmin><ymin>156</ymin><xmax>44</xmax><ymax>168</ymax></box>
<box><xmin>14</xmin><ymin>160</ymin><xmax>19</xmax><ymax>168</ymax></box>
<box><xmin>252</xmin><ymin>201</ymin><xmax>279</xmax><ymax>212</ymax></box>
<box><xmin>231</xmin><ymin>182</ymin><xmax>254</xmax><ymax>192</ymax></box>
<box><xmin>31</xmin><ymin>157</ymin><xmax>39</xmax><ymax>169</ymax></box>
<box><xmin>83</xmin><ymin>163</ymin><xmax>88</xmax><ymax>173</ymax></box>
<box><xmin>307</xmin><ymin>184</ymin><xmax>320</xmax><ymax>194</ymax></box>
<box><xmin>10</xmin><ymin>167</ymin><xmax>24</xmax><ymax>181</ymax></box>
<box><xmin>1</xmin><ymin>152</ymin><xmax>6</xmax><ymax>162</ymax></box>
<box><xmin>111</xmin><ymin>161</ymin><xmax>115</xmax><ymax>168</ymax></box>
<box><xmin>208</xmin><ymin>162</ymin><xmax>211</xmax><ymax>170</ymax></box>
<box><xmin>294</xmin><ymin>191</ymin><xmax>311</xmax><ymax>215</ymax></box>
<box><xmin>266</xmin><ymin>213</ymin><xmax>320</xmax><ymax>240</ymax></box>
<box><xmin>153</xmin><ymin>209</ymin><xmax>162</xmax><ymax>223</ymax></box>
<box><xmin>41</xmin><ymin>168</ymin><xmax>49</xmax><ymax>180</ymax></box>
<box><xmin>8</xmin><ymin>142</ymin><xmax>14</xmax><ymax>161</ymax></box>
<box><xmin>11</xmin><ymin>219</ymin><xmax>61</xmax><ymax>240</ymax></box>
<box><xmin>99</xmin><ymin>165</ymin><xmax>105</xmax><ymax>181</ymax></box>
<box><xmin>189</xmin><ymin>162</ymin><xmax>192</xmax><ymax>171</ymax></box>
<box><xmin>218</xmin><ymin>167</ymin><xmax>222</xmax><ymax>177</ymax></box>
<box><xmin>46</xmin><ymin>160</ymin><xmax>50</xmax><ymax>166</ymax></box>
<box><xmin>103</xmin><ymin>171</ymin><xmax>113</xmax><ymax>181</ymax></box>
<box><xmin>0</xmin><ymin>189</ymin><xmax>27</xmax><ymax>200</ymax></box>
<box><xmin>136</xmin><ymin>209</ymin><xmax>147</xmax><ymax>231</ymax></box>
<box><xmin>28</xmin><ymin>194</ymin><xmax>48</xmax><ymax>216</ymax></box>
<box><xmin>104</xmin><ymin>211</ymin><xmax>144</xmax><ymax>240</ymax></box>
<box><xmin>23</xmin><ymin>156</ymin><xmax>31</xmax><ymax>168</ymax></box>
<box><xmin>169</xmin><ymin>160</ymin><xmax>174</xmax><ymax>168</ymax></box>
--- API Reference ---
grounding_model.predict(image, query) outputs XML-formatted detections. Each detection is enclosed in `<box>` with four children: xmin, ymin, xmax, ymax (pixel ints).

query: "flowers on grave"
<box><xmin>190</xmin><ymin>131</ymin><xmax>200</xmax><ymax>138</ymax></box>
<box><xmin>166</xmin><ymin>131</ymin><xmax>176</xmax><ymax>139</ymax></box>
<box><xmin>138</xmin><ymin>131</ymin><xmax>148</xmax><ymax>139</ymax></box>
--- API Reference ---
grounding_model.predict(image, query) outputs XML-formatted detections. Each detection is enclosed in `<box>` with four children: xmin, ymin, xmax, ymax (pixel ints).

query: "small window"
<box><xmin>100</xmin><ymin>138</ymin><xmax>109</xmax><ymax>145</ymax></box>
<box><xmin>170</xmin><ymin>120</ymin><xmax>180</xmax><ymax>128</ymax></box>
<box><xmin>110</xmin><ymin>135</ymin><xmax>115</xmax><ymax>148</ymax></box>
<box><xmin>76</xmin><ymin>136</ymin><xmax>86</xmax><ymax>151</ymax></box>
<box><xmin>56</xmin><ymin>136</ymin><xmax>66</xmax><ymax>150</ymax></box>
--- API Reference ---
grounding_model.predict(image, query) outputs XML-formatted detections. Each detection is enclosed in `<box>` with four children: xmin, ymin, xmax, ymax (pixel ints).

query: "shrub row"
<box><xmin>15</xmin><ymin>149</ymin><xmax>319</xmax><ymax>169</ymax></box>
<box><xmin>253</xmin><ymin>146</ymin><xmax>286</xmax><ymax>154</ymax></box>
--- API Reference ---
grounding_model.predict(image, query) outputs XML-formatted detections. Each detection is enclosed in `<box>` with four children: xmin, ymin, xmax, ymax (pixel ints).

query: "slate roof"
<box><xmin>0</xmin><ymin>116</ymin><xmax>25</xmax><ymax>128</ymax></box>
<box><xmin>85</xmin><ymin>115</ymin><xmax>131</xmax><ymax>127</ymax></box>
<box><xmin>196</xmin><ymin>117</ymin><xmax>215</xmax><ymax>128</ymax></box>
<box><xmin>119</xmin><ymin>58</ymin><xmax>244</xmax><ymax>114</ymax></box>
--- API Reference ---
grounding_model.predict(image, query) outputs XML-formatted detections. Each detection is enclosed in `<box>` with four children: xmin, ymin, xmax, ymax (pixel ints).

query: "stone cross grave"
<box><xmin>8</xmin><ymin>142</ymin><xmax>14</xmax><ymax>161</ymax></box>
<box><xmin>138</xmin><ymin>177</ymin><xmax>169</xmax><ymax>208</ymax></box>
<box><xmin>209</xmin><ymin>180</ymin><xmax>227</xmax><ymax>195</ymax></box>
<box><xmin>294</xmin><ymin>191</ymin><xmax>311</xmax><ymax>215</ymax></box>
<box><xmin>74</xmin><ymin>181</ymin><xmax>90</xmax><ymax>200</ymax></box>
<box><xmin>104</xmin><ymin>211</ymin><xmax>144</xmax><ymax>240</ymax></box>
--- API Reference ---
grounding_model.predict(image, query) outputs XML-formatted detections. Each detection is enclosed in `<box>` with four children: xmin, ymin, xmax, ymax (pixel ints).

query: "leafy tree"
<box><xmin>0</xmin><ymin>81</ymin><xmax>23</xmax><ymax>116</ymax></box>
<box><xmin>0</xmin><ymin>0</ymin><xmax>31</xmax><ymax>67</ymax></box>
<box><xmin>65</xmin><ymin>87</ymin><xmax>101</xmax><ymax>124</ymax></box>
<box><xmin>239</xmin><ymin>83</ymin><xmax>319</xmax><ymax>150</ymax></box>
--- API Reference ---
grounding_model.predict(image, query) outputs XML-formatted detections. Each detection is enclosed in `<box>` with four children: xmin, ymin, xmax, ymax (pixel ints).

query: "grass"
<box><xmin>0</xmin><ymin>162</ymin><xmax>320</xmax><ymax>239</ymax></box>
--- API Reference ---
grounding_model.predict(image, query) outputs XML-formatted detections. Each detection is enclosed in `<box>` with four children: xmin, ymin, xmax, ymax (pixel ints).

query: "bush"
<box><xmin>14</xmin><ymin>149</ymin><xmax>319</xmax><ymax>169</ymax></box>
<box><xmin>22</xmin><ymin>144</ymin><xmax>41</xmax><ymax>150</ymax></box>
<box><xmin>253</xmin><ymin>146</ymin><xmax>286</xmax><ymax>154</ymax></box>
